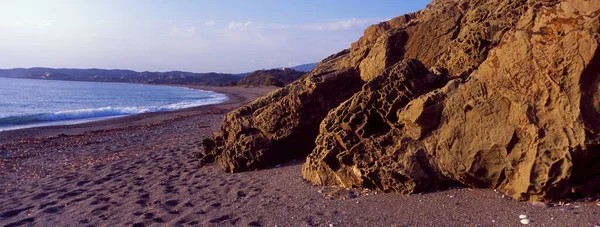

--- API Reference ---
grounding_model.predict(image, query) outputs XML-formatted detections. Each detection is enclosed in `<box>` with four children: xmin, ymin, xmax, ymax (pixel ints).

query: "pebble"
<box><xmin>520</xmin><ymin>218</ymin><xmax>531</xmax><ymax>225</ymax></box>
<box><xmin>532</xmin><ymin>201</ymin><xmax>549</xmax><ymax>208</ymax></box>
<box><xmin>519</xmin><ymin>215</ymin><xmax>528</xmax><ymax>219</ymax></box>
<box><xmin>317</xmin><ymin>190</ymin><xmax>323</xmax><ymax>194</ymax></box>
<box><xmin>329</xmin><ymin>224</ymin><xmax>334</xmax><ymax>227</ymax></box>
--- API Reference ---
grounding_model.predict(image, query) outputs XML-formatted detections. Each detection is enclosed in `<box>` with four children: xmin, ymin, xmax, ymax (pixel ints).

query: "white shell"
<box><xmin>519</xmin><ymin>214</ymin><xmax>528</xmax><ymax>219</ymax></box>
<box><xmin>520</xmin><ymin>218</ymin><xmax>531</xmax><ymax>225</ymax></box>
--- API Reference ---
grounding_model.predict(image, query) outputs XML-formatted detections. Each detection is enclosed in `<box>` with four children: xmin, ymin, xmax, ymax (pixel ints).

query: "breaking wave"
<box><xmin>0</xmin><ymin>93</ymin><xmax>228</xmax><ymax>128</ymax></box>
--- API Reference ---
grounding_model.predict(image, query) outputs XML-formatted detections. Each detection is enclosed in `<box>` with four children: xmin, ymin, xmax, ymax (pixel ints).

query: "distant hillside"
<box><xmin>290</xmin><ymin>63</ymin><xmax>317</xmax><ymax>72</ymax></box>
<box><xmin>0</xmin><ymin>68</ymin><xmax>244</xmax><ymax>85</ymax></box>
<box><xmin>237</xmin><ymin>68</ymin><xmax>305</xmax><ymax>87</ymax></box>
<box><xmin>0</xmin><ymin>63</ymin><xmax>316</xmax><ymax>85</ymax></box>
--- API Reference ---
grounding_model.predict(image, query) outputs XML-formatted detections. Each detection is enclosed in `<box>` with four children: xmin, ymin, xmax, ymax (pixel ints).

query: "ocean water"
<box><xmin>0</xmin><ymin>77</ymin><xmax>228</xmax><ymax>131</ymax></box>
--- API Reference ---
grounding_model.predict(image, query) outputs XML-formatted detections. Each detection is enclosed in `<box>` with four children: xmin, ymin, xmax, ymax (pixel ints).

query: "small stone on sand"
<box><xmin>519</xmin><ymin>214</ymin><xmax>528</xmax><ymax>219</ymax></box>
<box><xmin>532</xmin><ymin>201</ymin><xmax>549</xmax><ymax>208</ymax></box>
<box><xmin>520</xmin><ymin>218</ymin><xmax>531</xmax><ymax>225</ymax></box>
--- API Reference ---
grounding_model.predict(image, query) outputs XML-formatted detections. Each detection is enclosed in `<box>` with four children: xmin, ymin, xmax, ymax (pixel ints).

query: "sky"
<box><xmin>0</xmin><ymin>0</ymin><xmax>430</xmax><ymax>73</ymax></box>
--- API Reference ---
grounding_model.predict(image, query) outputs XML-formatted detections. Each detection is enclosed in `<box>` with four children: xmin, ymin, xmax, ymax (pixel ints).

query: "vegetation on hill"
<box><xmin>0</xmin><ymin>64</ymin><xmax>317</xmax><ymax>86</ymax></box>
<box><xmin>237</xmin><ymin>68</ymin><xmax>305</xmax><ymax>87</ymax></box>
<box><xmin>0</xmin><ymin>68</ymin><xmax>246</xmax><ymax>85</ymax></box>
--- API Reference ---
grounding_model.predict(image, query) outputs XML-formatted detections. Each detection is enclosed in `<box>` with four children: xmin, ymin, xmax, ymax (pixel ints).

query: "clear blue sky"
<box><xmin>0</xmin><ymin>0</ymin><xmax>430</xmax><ymax>73</ymax></box>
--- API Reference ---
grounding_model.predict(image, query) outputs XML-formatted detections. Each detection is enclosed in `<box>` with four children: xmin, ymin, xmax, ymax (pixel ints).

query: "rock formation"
<box><xmin>237</xmin><ymin>68</ymin><xmax>306</xmax><ymax>87</ymax></box>
<box><xmin>201</xmin><ymin>0</ymin><xmax>600</xmax><ymax>201</ymax></box>
<box><xmin>303</xmin><ymin>59</ymin><xmax>453</xmax><ymax>194</ymax></box>
<box><xmin>200</xmin><ymin>66</ymin><xmax>364</xmax><ymax>172</ymax></box>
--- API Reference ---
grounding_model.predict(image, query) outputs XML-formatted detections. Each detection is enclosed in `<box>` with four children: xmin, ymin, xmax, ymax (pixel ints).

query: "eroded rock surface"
<box><xmin>201</xmin><ymin>67</ymin><xmax>363</xmax><ymax>172</ymax></box>
<box><xmin>303</xmin><ymin>0</ymin><xmax>600</xmax><ymax>201</ymax></box>
<box><xmin>302</xmin><ymin>59</ymin><xmax>452</xmax><ymax>194</ymax></box>
<box><xmin>201</xmin><ymin>0</ymin><xmax>600</xmax><ymax>201</ymax></box>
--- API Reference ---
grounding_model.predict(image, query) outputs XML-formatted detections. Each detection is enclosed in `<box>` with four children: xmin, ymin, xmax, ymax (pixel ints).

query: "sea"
<box><xmin>0</xmin><ymin>77</ymin><xmax>228</xmax><ymax>131</ymax></box>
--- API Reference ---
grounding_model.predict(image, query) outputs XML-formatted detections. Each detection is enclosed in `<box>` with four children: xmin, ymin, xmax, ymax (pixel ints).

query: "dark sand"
<box><xmin>1</xmin><ymin>86</ymin><xmax>598</xmax><ymax>227</ymax></box>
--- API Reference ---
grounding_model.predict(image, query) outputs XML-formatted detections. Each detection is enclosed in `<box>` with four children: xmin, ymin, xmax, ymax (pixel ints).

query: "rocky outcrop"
<box><xmin>302</xmin><ymin>59</ymin><xmax>452</xmax><ymax>194</ymax></box>
<box><xmin>303</xmin><ymin>0</ymin><xmax>600</xmax><ymax>201</ymax></box>
<box><xmin>201</xmin><ymin>0</ymin><xmax>600</xmax><ymax>201</ymax></box>
<box><xmin>237</xmin><ymin>69</ymin><xmax>305</xmax><ymax>87</ymax></box>
<box><xmin>329</xmin><ymin>0</ymin><xmax>531</xmax><ymax>81</ymax></box>
<box><xmin>201</xmin><ymin>67</ymin><xmax>364</xmax><ymax>172</ymax></box>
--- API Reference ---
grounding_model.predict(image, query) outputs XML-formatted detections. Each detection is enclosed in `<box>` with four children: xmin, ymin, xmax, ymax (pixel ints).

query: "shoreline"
<box><xmin>1</xmin><ymin>86</ymin><xmax>598</xmax><ymax>226</ymax></box>
<box><xmin>0</xmin><ymin>83</ymin><xmax>231</xmax><ymax>137</ymax></box>
<box><xmin>0</xmin><ymin>86</ymin><xmax>272</xmax><ymax>144</ymax></box>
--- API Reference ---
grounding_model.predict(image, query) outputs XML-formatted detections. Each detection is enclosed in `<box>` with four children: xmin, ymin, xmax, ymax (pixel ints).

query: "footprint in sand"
<box><xmin>164</xmin><ymin>200</ymin><xmax>179</xmax><ymax>207</ymax></box>
<box><xmin>1</xmin><ymin>206</ymin><xmax>34</xmax><ymax>218</ymax></box>
<box><xmin>3</xmin><ymin>217</ymin><xmax>35</xmax><ymax>227</ymax></box>
<box><xmin>31</xmin><ymin>192</ymin><xmax>50</xmax><ymax>200</ymax></box>
<box><xmin>42</xmin><ymin>206</ymin><xmax>62</xmax><ymax>214</ymax></box>
<box><xmin>39</xmin><ymin>201</ymin><xmax>57</xmax><ymax>210</ymax></box>
<box><xmin>208</xmin><ymin>214</ymin><xmax>237</xmax><ymax>224</ymax></box>
<box><xmin>58</xmin><ymin>189</ymin><xmax>85</xmax><ymax>199</ymax></box>
<box><xmin>91</xmin><ymin>205</ymin><xmax>109</xmax><ymax>216</ymax></box>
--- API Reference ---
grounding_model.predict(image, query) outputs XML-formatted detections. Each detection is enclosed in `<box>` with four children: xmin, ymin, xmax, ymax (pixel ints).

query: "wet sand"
<box><xmin>1</xmin><ymin>86</ymin><xmax>598</xmax><ymax>227</ymax></box>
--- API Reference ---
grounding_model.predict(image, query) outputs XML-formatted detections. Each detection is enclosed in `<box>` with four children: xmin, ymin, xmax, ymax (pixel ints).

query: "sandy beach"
<box><xmin>1</xmin><ymin>86</ymin><xmax>598</xmax><ymax>227</ymax></box>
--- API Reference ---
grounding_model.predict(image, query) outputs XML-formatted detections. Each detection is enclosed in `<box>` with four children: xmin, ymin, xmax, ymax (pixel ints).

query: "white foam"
<box><xmin>38</xmin><ymin>93</ymin><xmax>228</xmax><ymax>121</ymax></box>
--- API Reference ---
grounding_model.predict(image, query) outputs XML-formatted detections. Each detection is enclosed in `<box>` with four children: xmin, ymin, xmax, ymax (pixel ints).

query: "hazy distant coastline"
<box><xmin>0</xmin><ymin>63</ymin><xmax>317</xmax><ymax>86</ymax></box>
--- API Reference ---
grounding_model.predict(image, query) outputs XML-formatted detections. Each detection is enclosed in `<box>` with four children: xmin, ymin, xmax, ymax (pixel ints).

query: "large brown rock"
<box><xmin>201</xmin><ymin>66</ymin><xmax>364</xmax><ymax>172</ymax></box>
<box><xmin>302</xmin><ymin>59</ymin><xmax>452</xmax><ymax>194</ymax></box>
<box><xmin>344</xmin><ymin>0</ymin><xmax>531</xmax><ymax>81</ymax></box>
<box><xmin>303</xmin><ymin>0</ymin><xmax>600</xmax><ymax>201</ymax></box>
<box><xmin>200</xmin><ymin>0</ymin><xmax>600</xmax><ymax>202</ymax></box>
<box><xmin>201</xmin><ymin>0</ymin><xmax>531</xmax><ymax>174</ymax></box>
